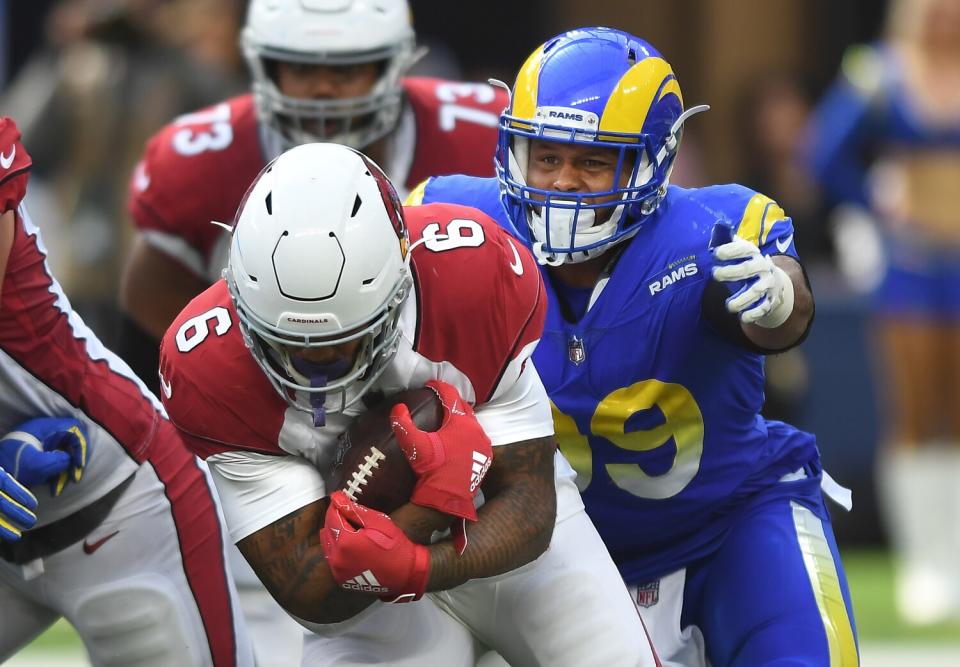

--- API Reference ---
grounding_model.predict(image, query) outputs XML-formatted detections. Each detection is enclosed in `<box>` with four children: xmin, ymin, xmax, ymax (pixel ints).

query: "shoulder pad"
<box><xmin>405</xmin><ymin>203</ymin><xmax>545</xmax><ymax>403</ymax></box>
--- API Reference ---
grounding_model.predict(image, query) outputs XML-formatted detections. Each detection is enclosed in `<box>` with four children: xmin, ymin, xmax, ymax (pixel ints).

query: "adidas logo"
<box><xmin>470</xmin><ymin>451</ymin><xmax>491</xmax><ymax>492</ymax></box>
<box><xmin>342</xmin><ymin>569</ymin><xmax>389</xmax><ymax>594</ymax></box>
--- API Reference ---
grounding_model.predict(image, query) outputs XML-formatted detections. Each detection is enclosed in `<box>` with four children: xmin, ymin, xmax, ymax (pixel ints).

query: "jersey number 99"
<box><xmin>553</xmin><ymin>380</ymin><xmax>704</xmax><ymax>499</ymax></box>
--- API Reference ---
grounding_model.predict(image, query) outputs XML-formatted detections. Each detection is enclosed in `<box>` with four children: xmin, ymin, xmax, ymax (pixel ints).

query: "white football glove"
<box><xmin>711</xmin><ymin>236</ymin><xmax>795</xmax><ymax>328</ymax></box>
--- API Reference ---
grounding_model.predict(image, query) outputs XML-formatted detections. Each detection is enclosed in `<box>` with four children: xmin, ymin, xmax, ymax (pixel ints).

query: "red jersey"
<box><xmin>129</xmin><ymin>79</ymin><xmax>508</xmax><ymax>280</ymax></box>
<box><xmin>1</xmin><ymin>204</ymin><xmax>155</xmax><ymax>522</ymax></box>
<box><xmin>0</xmin><ymin>117</ymin><xmax>250</xmax><ymax>665</ymax></box>
<box><xmin>159</xmin><ymin>203</ymin><xmax>545</xmax><ymax>465</ymax></box>
<box><xmin>0</xmin><ymin>123</ymin><xmax>220</xmax><ymax>532</ymax></box>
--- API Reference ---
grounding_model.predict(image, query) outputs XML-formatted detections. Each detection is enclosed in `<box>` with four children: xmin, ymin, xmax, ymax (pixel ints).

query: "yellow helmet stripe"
<box><xmin>599</xmin><ymin>57</ymin><xmax>682</xmax><ymax>136</ymax></box>
<box><xmin>510</xmin><ymin>44</ymin><xmax>546</xmax><ymax>121</ymax></box>
<box><xmin>735</xmin><ymin>194</ymin><xmax>788</xmax><ymax>246</ymax></box>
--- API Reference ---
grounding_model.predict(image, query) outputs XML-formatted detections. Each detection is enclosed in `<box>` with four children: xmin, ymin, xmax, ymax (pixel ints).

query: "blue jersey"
<box><xmin>411</xmin><ymin>175</ymin><xmax>821</xmax><ymax>584</ymax></box>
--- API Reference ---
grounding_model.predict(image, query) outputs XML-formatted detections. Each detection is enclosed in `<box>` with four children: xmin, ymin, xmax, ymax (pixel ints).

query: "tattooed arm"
<box><xmin>237</xmin><ymin>496</ymin><xmax>450</xmax><ymax>624</ymax></box>
<box><xmin>425</xmin><ymin>436</ymin><xmax>557</xmax><ymax>591</ymax></box>
<box><xmin>235</xmin><ymin>435</ymin><xmax>556</xmax><ymax>618</ymax></box>
<box><xmin>236</xmin><ymin>497</ymin><xmax>365</xmax><ymax>624</ymax></box>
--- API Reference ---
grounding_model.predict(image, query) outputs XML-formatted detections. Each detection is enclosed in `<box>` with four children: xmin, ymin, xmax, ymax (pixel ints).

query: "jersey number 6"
<box><xmin>421</xmin><ymin>218</ymin><xmax>485</xmax><ymax>252</ymax></box>
<box><xmin>175</xmin><ymin>306</ymin><xmax>233</xmax><ymax>353</ymax></box>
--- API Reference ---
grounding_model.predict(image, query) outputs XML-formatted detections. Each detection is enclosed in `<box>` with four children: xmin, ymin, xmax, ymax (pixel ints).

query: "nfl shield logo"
<box><xmin>635</xmin><ymin>580</ymin><xmax>660</xmax><ymax>608</ymax></box>
<box><xmin>568</xmin><ymin>336</ymin><xmax>586</xmax><ymax>365</ymax></box>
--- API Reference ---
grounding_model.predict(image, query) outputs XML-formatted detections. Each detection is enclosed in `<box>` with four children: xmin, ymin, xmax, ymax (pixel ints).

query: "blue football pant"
<box><xmin>632</xmin><ymin>474</ymin><xmax>859</xmax><ymax>666</ymax></box>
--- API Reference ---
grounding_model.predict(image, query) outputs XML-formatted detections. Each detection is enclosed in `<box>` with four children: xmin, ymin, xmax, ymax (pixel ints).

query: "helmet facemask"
<box><xmin>245</xmin><ymin>37</ymin><xmax>417</xmax><ymax>154</ymax></box>
<box><xmin>228</xmin><ymin>267</ymin><xmax>411</xmax><ymax>426</ymax></box>
<box><xmin>497</xmin><ymin>117</ymin><xmax>665</xmax><ymax>265</ymax></box>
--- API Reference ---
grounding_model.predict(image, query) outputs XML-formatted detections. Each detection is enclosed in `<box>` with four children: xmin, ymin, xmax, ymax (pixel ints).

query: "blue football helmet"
<box><xmin>495</xmin><ymin>27</ymin><xmax>708</xmax><ymax>264</ymax></box>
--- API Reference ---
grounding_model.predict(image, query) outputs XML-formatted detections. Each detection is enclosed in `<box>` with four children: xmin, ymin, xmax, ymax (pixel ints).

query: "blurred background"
<box><xmin>2</xmin><ymin>0</ymin><xmax>959</xmax><ymax>663</ymax></box>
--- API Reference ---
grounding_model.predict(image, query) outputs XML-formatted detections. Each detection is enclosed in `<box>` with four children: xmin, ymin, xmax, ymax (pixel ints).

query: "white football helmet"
<box><xmin>243</xmin><ymin>0</ymin><xmax>418</xmax><ymax>153</ymax></box>
<box><xmin>226</xmin><ymin>143</ymin><xmax>412</xmax><ymax>424</ymax></box>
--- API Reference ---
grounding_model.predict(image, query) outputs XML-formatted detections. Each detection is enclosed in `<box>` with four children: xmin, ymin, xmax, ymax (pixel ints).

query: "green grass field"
<box><xmin>13</xmin><ymin>548</ymin><xmax>960</xmax><ymax>663</ymax></box>
<box><xmin>843</xmin><ymin>549</ymin><xmax>960</xmax><ymax>642</ymax></box>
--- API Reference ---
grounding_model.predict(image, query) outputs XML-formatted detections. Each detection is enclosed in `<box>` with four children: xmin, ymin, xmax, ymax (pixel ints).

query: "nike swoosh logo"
<box><xmin>158</xmin><ymin>371</ymin><xmax>172</xmax><ymax>399</ymax></box>
<box><xmin>775</xmin><ymin>234</ymin><xmax>794</xmax><ymax>253</ymax></box>
<box><xmin>82</xmin><ymin>530</ymin><xmax>119</xmax><ymax>554</ymax></box>
<box><xmin>0</xmin><ymin>145</ymin><xmax>15</xmax><ymax>170</ymax></box>
<box><xmin>506</xmin><ymin>239</ymin><xmax>524</xmax><ymax>276</ymax></box>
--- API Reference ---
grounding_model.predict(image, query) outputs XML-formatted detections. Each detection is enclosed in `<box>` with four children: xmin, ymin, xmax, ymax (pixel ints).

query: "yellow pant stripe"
<box><xmin>792</xmin><ymin>501</ymin><xmax>860</xmax><ymax>666</ymax></box>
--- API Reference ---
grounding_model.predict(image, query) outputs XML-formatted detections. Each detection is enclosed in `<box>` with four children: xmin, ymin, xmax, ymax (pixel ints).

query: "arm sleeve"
<box><xmin>206</xmin><ymin>451</ymin><xmax>327</xmax><ymax>543</ymax></box>
<box><xmin>473</xmin><ymin>355</ymin><xmax>554</xmax><ymax>447</ymax></box>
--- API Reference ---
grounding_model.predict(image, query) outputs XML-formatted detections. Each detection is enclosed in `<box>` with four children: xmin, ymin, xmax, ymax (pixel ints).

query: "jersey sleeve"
<box><xmin>206</xmin><ymin>451</ymin><xmax>325</xmax><ymax>543</ymax></box>
<box><xmin>731</xmin><ymin>189</ymin><xmax>799</xmax><ymax>260</ymax></box>
<box><xmin>158</xmin><ymin>281</ymin><xmax>289</xmax><ymax>459</ymax></box>
<box><xmin>402</xmin><ymin>77</ymin><xmax>509</xmax><ymax>188</ymax></box>
<box><xmin>127</xmin><ymin>95</ymin><xmax>265</xmax><ymax>276</ymax></box>
<box><xmin>405</xmin><ymin>202</ymin><xmax>547</xmax><ymax>410</ymax></box>
<box><xmin>473</xmin><ymin>358</ymin><xmax>553</xmax><ymax>446</ymax></box>
<box><xmin>407</xmin><ymin>174</ymin><xmax>514</xmax><ymax>228</ymax></box>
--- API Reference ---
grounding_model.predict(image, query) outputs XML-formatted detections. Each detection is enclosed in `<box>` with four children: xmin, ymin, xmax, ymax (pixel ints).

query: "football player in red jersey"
<box><xmin>0</xmin><ymin>119</ymin><xmax>255</xmax><ymax>666</ymax></box>
<box><xmin>159</xmin><ymin>142</ymin><xmax>659</xmax><ymax>667</ymax></box>
<box><xmin>118</xmin><ymin>4</ymin><xmax>507</xmax><ymax>659</ymax></box>
<box><xmin>119</xmin><ymin>0</ymin><xmax>507</xmax><ymax>389</ymax></box>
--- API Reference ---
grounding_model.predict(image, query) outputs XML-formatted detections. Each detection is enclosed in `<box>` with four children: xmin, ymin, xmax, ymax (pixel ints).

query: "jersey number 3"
<box><xmin>436</xmin><ymin>83</ymin><xmax>498</xmax><ymax>131</ymax></box>
<box><xmin>553</xmin><ymin>380</ymin><xmax>704</xmax><ymax>499</ymax></box>
<box><xmin>172</xmin><ymin>104</ymin><xmax>234</xmax><ymax>156</ymax></box>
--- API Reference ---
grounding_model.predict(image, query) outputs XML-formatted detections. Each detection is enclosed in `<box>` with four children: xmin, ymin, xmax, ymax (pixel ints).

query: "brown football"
<box><xmin>331</xmin><ymin>387</ymin><xmax>443</xmax><ymax>514</ymax></box>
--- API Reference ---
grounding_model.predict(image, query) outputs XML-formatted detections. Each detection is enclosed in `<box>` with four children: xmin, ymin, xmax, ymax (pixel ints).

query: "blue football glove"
<box><xmin>0</xmin><ymin>417</ymin><xmax>90</xmax><ymax>497</ymax></box>
<box><xmin>709</xmin><ymin>222</ymin><xmax>795</xmax><ymax>328</ymax></box>
<box><xmin>0</xmin><ymin>465</ymin><xmax>38</xmax><ymax>540</ymax></box>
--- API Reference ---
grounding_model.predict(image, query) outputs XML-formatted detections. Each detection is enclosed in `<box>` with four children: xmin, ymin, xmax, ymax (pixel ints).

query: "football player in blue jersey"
<box><xmin>407</xmin><ymin>27</ymin><xmax>860</xmax><ymax>667</ymax></box>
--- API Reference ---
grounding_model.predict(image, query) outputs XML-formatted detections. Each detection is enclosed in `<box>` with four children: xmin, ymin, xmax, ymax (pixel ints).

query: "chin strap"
<box><xmin>288</xmin><ymin>356</ymin><xmax>353</xmax><ymax>428</ymax></box>
<box><xmin>310</xmin><ymin>391</ymin><xmax>327</xmax><ymax>427</ymax></box>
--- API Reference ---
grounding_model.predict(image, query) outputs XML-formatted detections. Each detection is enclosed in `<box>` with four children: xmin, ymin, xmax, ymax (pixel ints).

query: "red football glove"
<box><xmin>0</xmin><ymin>118</ymin><xmax>32</xmax><ymax>214</ymax></box>
<box><xmin>390</xmin><ymin>380</ymin><xmax>493</xmax><ymax>523</ymax></box>
<box><xmin>320</xmin><ymin>490</ymin><xmax>430</xmax><ymax>604</ymax></box>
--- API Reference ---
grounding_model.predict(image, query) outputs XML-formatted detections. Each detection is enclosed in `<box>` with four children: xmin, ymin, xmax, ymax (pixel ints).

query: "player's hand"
<box><xmin>709</xmin><ymin>222</ymin><xmax>795</xmax><ymax>328</ymax></box>
<box><xmin>0</xmin><ymin>417</ymin><xmax>90</xmax><ymax>497</ymax></box>
<box><xmin>389</xmin><ymin>380</ymin><xmax>492</xmax><ymax>522</ymax></box>
<box><xmin>320</xmin><ymin>491</ymin><xmax>430</xmax><ymax>604</ymax></box>
<box><xmin>0</xmin><ymin>117</ymin><xmax>32</xmax><ymax>214</ymax></box>
<box><xmin>0</xmin><ymin>465</ymin><xmax>37</xmax><ymax>541</ymax></box>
